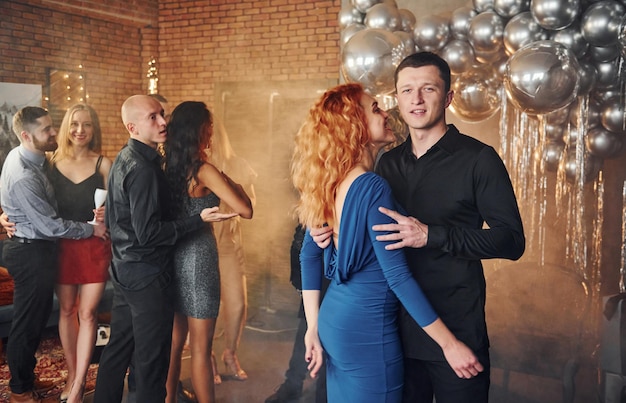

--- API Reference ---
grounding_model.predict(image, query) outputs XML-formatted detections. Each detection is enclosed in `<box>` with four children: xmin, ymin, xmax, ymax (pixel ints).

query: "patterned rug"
<box><xmin>0</xmin><ymin>337</ymin><xmax>98</xmax><ymax>402</ymax></box>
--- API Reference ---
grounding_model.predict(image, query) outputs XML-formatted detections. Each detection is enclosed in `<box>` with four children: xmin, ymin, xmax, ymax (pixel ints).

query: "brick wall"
<box><xmin>157</xmin><ymin>0</ymin><xmax>340</xmax><ymax>108</ymax></box>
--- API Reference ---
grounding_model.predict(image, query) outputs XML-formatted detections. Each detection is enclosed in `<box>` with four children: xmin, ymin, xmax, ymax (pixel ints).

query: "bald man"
<box><xmin>94</xmin><ymin>95</ymin><xmax>235</xmax><ymax>402</ymax></box>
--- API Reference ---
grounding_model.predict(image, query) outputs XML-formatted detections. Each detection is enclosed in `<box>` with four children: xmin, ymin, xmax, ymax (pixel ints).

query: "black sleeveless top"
<box><xmin>49</xmin><ymin>155</ymin><xmax>105</xmax><ymax>222</ymax></box>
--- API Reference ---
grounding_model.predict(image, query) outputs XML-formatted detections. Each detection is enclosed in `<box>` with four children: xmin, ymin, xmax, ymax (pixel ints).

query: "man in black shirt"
<box><xmin>373</xmin><ymin>52</ymin><xmax>525</xmax><ymax>403</ymax></box>
<box><xmin>93</xmin><ymin>95</ymin><xmax>235</xmax><ymax>402</ymax></box>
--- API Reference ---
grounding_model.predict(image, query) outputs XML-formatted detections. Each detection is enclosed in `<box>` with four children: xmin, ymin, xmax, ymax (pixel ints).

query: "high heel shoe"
<box><xmin>67</xmin><ymin>382</ymin><xmax>85</xmax><ymax>403</ymax></box>
<box><xmin>59</xmin><ymin>381</ymin><xmax>72</xmax><ymax>403</ymax></box>
<box><xmin>222</xmin><ymin>351</ymin><xmax>248</xmax><ymax>381</ymax></box>
<box><xmin>211</xmin><ymin>352</ymin><xmax>222</xmax><ymax>385</ymax></box>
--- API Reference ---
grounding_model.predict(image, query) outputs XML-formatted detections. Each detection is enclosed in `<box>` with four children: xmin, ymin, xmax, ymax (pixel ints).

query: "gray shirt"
<box><xmin>0</xmin><ymin>145</ymin><xmax>93</xmax><ymax>241</ymax></box>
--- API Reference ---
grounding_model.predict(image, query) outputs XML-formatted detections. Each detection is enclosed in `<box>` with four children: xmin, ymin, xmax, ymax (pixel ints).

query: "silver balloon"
<box><xmin>341</xmin><ymin>24</ymin><xmax>367</xmax><ymax>48</ymax></box>
<box><xmin>544</xmin><ymin>122</ymin><xmax>566</xmax><ymax>141</ymax></box>
<box><xmin>594</xmin><ymin>58</ymin><xmax>621</xmax><ymax>89</ymax></box>
<box><xmin>577</xmin><ymin>59</ymin><xmax>598</xmax><ymax>95</ymax></box>
<box><xmin>504</xmin><ymin>11</ymin><xmax>548</xmax><ymax>55</ymax></box>
<box><xmin>600</xmin><ymin>98</ymin><xmax>626</xmax><ymax>133</ymax></box>
<box><xmin>365</xmin><ymin>3</ymin><xmax>401</xmax><ymax>31</ymax></box>
<box><xmin>504</xmin><ymin>40</ymin><xmax>580</xmax><ymax>115</ymax></box>
<box><xmin>543</xmin><ymin>140</ymin><xmax>565</xmax><ymax>171</ymax></box>
<box><xmin>394</xmin><ymin>31</ymin><xmax>417</xmax><ymax>56</ymax></box>
<box><xmin>439</xmin><ymin>39</ymin><xmax>476</xmax><ymax>74</ymax></box>
<box><xmin>474</xmin><ymin>0</ymin><xmax>495</xmax><ymax>12</ymax></box>
<box><xmin>413</xmin><ymin>15</ymin><xmax>450</xmax><ymax>52</ymax></box>
<box><xmin>550</xmin><ymin>23</ymin><xmax>589</xmax><ymax>58</ymax></box>
<box><xmin>398</xmin><ymin>9</ymin><xmax>416</xmax><ymax>32</ymax></box>
<box><xmin>339</xmin><ymin>5</ymin><xmax>365</xmax><ymax>29</ymax></box>
<box><xmin>589</xmin><ymin>44</ymin><xmax>621</xmax><ymax>61</ymax></box>
<box><xmin>450</xmin><ymin>7</ymin><xmax>478</xmax><ymax>41</ymax></box>
<box><xmin>586</xmin><ymin>126</ymin><xmax>623</xmax><ymax>158</ymax></box>
<box><xmin>352</xmin><ymin>0</ymin><xmax>381</xmax><ymax>13</ymax></box>
<box><xmin>531</xmin><ymin>0</ymin><xmax>580</xmax><ymax>30</ymax></box>
<box><xmin>449</xmin><ymin>67</ymin><xmax>501</xmax><ymax>122</ymax></box>
<box><xmin>581</xmin><ymin>0</ymin><xmax>626</xmax><ymax>46</ymax></box>
<box><xmin>468</xmin><ymin>10</ymin><xmax>505</xmax><ymax>53</ymax></box>
<box><xmin>495</xmin><ymin>0</ymin><xmax>530</xmax><ymax>17</ymax></box>
<box><xmin>561</xmin><ymin>148</ymin><xmax>603</xmax><ymax>184</ymax></box>
<box><xmin>341</xmin><ymin>28</ymin><xmax>406</xmax><ymax>95</ymax></box>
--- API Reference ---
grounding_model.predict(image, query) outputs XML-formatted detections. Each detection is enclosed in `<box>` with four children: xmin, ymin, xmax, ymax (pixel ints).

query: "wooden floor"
<box><xmin>79</xmin><ymin>305</ymin><xmax>601</xmax><ymax>403</ymax></box>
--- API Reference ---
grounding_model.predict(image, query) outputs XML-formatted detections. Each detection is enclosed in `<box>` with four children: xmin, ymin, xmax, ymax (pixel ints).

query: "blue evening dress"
<box><xmin>300</xmin><ymin>172</ymin><xmax>439</xmax><ymax>403</ymax></box>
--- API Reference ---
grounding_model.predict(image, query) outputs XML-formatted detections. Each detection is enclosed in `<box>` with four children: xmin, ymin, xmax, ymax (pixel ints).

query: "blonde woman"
<box><xmin>50</xmin><ymin>104</ymin><xmax>112</xmax><ymax>403</ymax></box>
<box><xmin>209</xmin><ymin>119</ymin><xmax>257</xmax><ymax>383</ymax></box>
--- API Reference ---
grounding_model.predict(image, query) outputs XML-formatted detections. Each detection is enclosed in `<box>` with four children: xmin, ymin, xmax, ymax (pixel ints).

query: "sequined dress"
<box><xmin>172</xmin><ymin>193</ymin><xmax>221</xmax><ymax>318</ymax></box>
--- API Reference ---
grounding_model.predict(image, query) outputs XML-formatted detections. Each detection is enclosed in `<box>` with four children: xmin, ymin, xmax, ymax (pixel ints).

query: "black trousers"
<box><xmin>402</xmin><ymin>347</ymin><xmax>491</xmax><ymax>403</ymax></box>
<box><xmin>93</xmin><ymin>269</ymin><xmax>174</xmax><ymax>403</ymax></box>
<box><xmin>3</xmin><ymin>240</ymin><xmax>57</xmax><ymax>394</ymax></box>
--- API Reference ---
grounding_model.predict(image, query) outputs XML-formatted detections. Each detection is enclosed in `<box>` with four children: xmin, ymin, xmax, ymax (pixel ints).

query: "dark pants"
<box><xmin>402</xmin><ymin>347</ymin><xmax>491</xmax><ymax>403</ymax></box>
<box><xmin>93</xmin><ymin>269</ymin><xmax>174</xmax><ymax>403</ymax></box>
<box><xmin>3</xmin><ymin>240</ymin><xmax>57</xmax><ymax>394</ymax></box>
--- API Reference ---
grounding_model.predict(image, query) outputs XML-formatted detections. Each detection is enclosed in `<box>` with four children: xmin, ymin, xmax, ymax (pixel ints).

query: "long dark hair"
<box><xmin>163</xmin><ymin>101</ymin><xmax>213</xmax><ymax>216</ymax></box>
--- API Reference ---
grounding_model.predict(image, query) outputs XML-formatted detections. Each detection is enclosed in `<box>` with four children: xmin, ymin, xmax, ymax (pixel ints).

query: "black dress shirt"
<box><xmin>377</xmin><ymin>124</ymin><xmax>525</xmax><ymax>361</ymax></box>
<box><xmin>106</xmin><ymin>139</ymin><xmax>204</xmax><ymax>290</ymax></box>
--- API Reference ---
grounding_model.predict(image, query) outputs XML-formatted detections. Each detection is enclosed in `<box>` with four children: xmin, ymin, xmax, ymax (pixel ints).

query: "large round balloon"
<box><xmin>581</xmin><ymin>0</ymin><xmax>625</xmax><ymax>47</ymax></box>
<box><xmin>504</xmin><ymin>40</ymin><xmax>580</xmax><ymax>115</ymax></box>
<box><xmin>365</xmin><ymin>3</ymin><xmax>401</xmax><ymax>31</ymax></box>
<box><xmin>341</xmin><ymin>28</ymin><xmax>406</xmax><ymax>95</ymax></box>
<box><xmin>469</xmin><ymin>10</ymin><xmax>505</xmax><ymax>53</ymax></box>
<box><xmin>600</xmin><ymin>98</ymin><xmax>626</xmax><ymax>134</ymax></box>
<box><xmin>504</xmin><ymin>11</ymin><xmax>548</xmax><ymax>55</ymax></box>
<box><xmin>449</xmin><ymin>68</ymin><xmax>501</xmax><ymax>122</ymax></box>
<box><xmin>450</xmin><ymin>6</ymin><xmax>478</xmax><ymax>41</ymax></box>
<box><xmin>586</xmin><ymin>126</ymin><xmax>623</xmax><ymax>158</ymax></box>
<box><xmin>531</xmin><ymin>0</ymin><xmax>580</xmax><ymax>30</ymax></box>
<box><xmin>339</xmin><ymin>5</ymin><xmax>364</xmax><ymax>29</ymax></box>
<box><xmin>413</xmin><ymin>15</ymin><xmax>450</xmax><ymax>52</ymax></box>
<box><xmin>438</xmin><ymin>39</ymin><xmax>475</xmax><ymax>74</ymax></box>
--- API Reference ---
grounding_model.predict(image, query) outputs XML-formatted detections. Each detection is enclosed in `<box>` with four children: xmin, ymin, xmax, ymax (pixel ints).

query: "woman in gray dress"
<box><xmin>163</xmin><ymin>101</ymin><xmax>253</xmax><ymax>403</ymax></box>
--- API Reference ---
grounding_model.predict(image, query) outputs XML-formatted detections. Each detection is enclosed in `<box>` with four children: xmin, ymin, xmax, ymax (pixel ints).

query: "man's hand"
<box><xmin>0</xmin><ymin>213</ymin><xmax>16</xmax><ymax>237</ymax></box>
<box><xmin>92</xmin><ymin>222</ymin><xmax>109</xmax><ymax>240</ymax></box>
<box><xmin>372</xmin><ymin>207</ymin><xmax>428</xmax><ymax>250</ymax></box>
<box><xmin>310</xmin><ymin>225</ymin><xmax>333</xmax><ymax>249</ymax></box>
<box><xmin>200</xmin><ymin>206</ymin><xmax>238</xmax><ymax>222</ymax></box>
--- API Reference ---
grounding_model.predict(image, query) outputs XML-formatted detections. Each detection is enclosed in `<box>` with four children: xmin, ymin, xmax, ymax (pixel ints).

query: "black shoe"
<box><xmin>265</xmin><ymin>382</ymin><xmax>303</xmax><ymax>403</ymax></box>
<box><xmin>177</xmin><ymin>380</ymin><xmax>197</xmax><ymax>403</ymax></box>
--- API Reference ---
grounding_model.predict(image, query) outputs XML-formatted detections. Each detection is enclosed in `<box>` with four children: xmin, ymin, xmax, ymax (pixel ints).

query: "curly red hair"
<box><xmin>291</xmin><ymin>83</ymin><xmax>369</xmax><ymax>229</ymax></box>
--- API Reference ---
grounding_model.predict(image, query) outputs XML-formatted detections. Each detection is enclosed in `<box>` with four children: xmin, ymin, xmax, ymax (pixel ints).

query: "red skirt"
<box><xmin>57</xmin><ymin>237</ymin><xmax>112</xmax><ymax>284</ymax></box>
